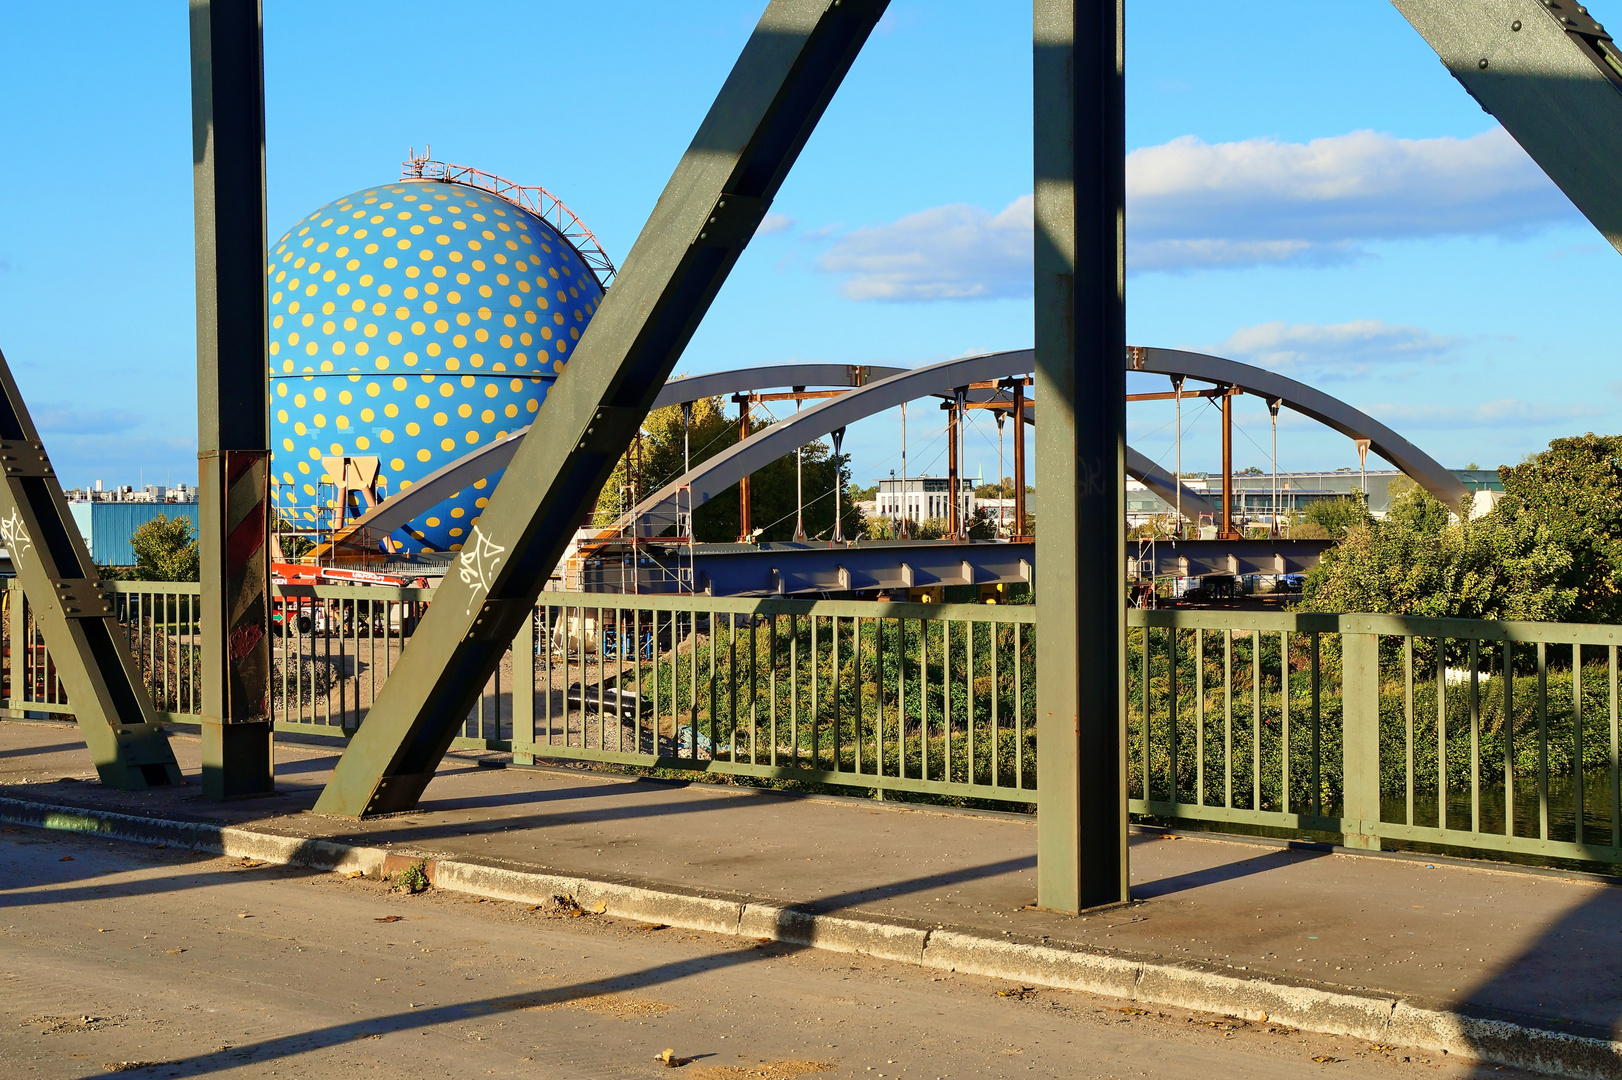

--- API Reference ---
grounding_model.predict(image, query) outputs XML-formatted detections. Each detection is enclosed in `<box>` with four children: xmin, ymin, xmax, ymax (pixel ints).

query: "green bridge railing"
<box><xmin>6</xmin><ymin>579</ymin><xmax>1622</xmax><ymax>869</ymax></box>
<box><xmin>1129</xmin><ymin>608</ymin><xmax>1622</xmax><ymax>867</ymax></box>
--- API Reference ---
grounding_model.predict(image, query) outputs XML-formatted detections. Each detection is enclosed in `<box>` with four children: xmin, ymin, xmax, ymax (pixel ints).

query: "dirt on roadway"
<box><xmin>0</xmin><ymin>828</ymin><xmax>1543</xmax><ymax>1079</ymax></box>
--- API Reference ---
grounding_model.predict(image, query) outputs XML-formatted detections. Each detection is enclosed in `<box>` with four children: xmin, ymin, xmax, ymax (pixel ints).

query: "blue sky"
<box><xmin>2</xmin><ymin>1</ymin><xmax>1620</xmax><ymax>491</ymax></box>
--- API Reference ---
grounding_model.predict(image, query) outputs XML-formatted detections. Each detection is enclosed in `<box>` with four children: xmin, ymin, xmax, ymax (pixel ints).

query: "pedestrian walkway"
<box><xmin>3</xmin><ymin>719</ymin><xmax>1619</xmax><ymax>1073</ymax></box>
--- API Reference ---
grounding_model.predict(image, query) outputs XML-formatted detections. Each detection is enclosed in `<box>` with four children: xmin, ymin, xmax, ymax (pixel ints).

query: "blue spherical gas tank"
<box><xmin>267</xmin><ymin>178</ymin><xmax>605</xmax><ymax>554</ymax></box>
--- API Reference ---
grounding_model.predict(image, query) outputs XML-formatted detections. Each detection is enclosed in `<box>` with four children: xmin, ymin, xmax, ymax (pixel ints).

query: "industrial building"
<box><xmin>68</xmin><ymin>501</ymin><xmax>200</xmax><ymax>567</ymax></box>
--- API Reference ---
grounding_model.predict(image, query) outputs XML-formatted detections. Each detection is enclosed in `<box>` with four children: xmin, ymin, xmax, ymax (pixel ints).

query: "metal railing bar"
<box><xmin>1277</xmin><ymin>629</ymin><xmax>1287</xmax><ymax>813</ymax></box>
<box><xmin>1505</xmin><ymin>641</ymin><xmax>1515</xmax><ymax>839</ymax></box>
<box><xmin>1223</xmin><ymin>629</ymin><xmax>1233</xmax><ymax>810</ymax></box>
<box><xmin>1310</xmin><ymin>631</ymin><xmax>1321</xmax><ymax>820</ymax></box>
<box><xmin>1539</xmin><ymin>640</ymin><xmax>1550</xmax><ymax>841</ymax></box>
<box><xmin>1471</xmin><ymin>639</ymin><xmax>1481</xmax><ymax>836</ymax></box>
<box><xmin>1574</xmin><ymin>642</ymin><xmax>1584</xmax><ymax>847</ymax></box>
<box><xmin>1196</xmin><ymin>627</ymin><xmax>1206</xmax><ymax>808</ymax></box>
<box><xmin>1405</xmin><ymin>636</ymin><xmax>1415</xmax><ymax>827</ymax></box>
<box><xmin>1252</xmin><ymin>629</ymin><xmax>1261</xmax><ymax>812</ymax></box>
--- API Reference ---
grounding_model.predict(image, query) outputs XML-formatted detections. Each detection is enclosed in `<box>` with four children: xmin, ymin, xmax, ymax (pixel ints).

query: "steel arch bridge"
<box><xmin>326</xmin><ymin>346</ymin><xmax>1464</xmax><ymax>550</ymax></box>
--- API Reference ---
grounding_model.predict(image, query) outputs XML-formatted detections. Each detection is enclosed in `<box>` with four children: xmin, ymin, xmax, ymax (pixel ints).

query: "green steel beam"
<box><xmin>190</xmin><ymin>0</ymin><xmax>275</xmax><ymax>798</ymax></box>
<box><xmin>0</xmin><ymin>350</ymin><xmax>181</xmax><ymax>788</ymax></box>
<box><xmin>1033</xmin><ymin>0</ymin><xmax>1129</xmax><ymax>912</ymax></box>
<box><xmin>1392</xmin><ymin>0</ymin><xmax>1622</xmax><ymax>255</ymax></box>
<box><xmin>315</xmin><ymin>0</ymin><xmax>889</xmax><ymax>817</ymax></box>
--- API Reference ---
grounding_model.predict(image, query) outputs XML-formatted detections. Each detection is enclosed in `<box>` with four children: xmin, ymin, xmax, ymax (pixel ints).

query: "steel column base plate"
<box><xmin>95</xmin><ymin>725</ymin><xmax>184</xmax><ymax>789</ymax></box>
<box><xmin>201</xmin><ymin>719</ymin><xmax>273</xmax><ymax>799</ymax></box>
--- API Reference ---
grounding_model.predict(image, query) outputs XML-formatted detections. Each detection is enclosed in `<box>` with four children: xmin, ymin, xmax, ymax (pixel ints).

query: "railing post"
<box><xmin>1033</xmin><ymin>0</ymin><xmax>1128</xmax><ymax>912</ymax></box>
<box><xmin>6</xmin><ymin>584</ymin><xmax>22</xmax><ymax>716</ymax></box>
<box><xmin>513</xmin><ymin>607</ymin><xmax>536</xmax><ymax>765</ymax></box>
<box><xmin>1340</xmin><ymin>630</ymin><xmax>1383</xmax><ymax>851</ymax></box>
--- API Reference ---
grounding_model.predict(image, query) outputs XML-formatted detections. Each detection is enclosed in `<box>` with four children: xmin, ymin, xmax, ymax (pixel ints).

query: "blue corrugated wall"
<box><xmin>72</xmin><ymin>503</ymin><xmax>201</xmax><ymax>567</ymax></box>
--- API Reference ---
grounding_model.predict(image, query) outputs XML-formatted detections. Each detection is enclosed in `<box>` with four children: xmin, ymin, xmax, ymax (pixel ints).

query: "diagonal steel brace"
<box><xmin>315</xmin><ymin>0</ymin><xmax>889</xmax><ymax>817</ymax></box>
<box><xmin>0</xmin><ymin>349</ymin><xmax>181</xmax><ymax>787</ymax></box>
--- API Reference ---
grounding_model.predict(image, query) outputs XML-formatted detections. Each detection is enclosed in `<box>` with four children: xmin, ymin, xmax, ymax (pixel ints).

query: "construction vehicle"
<box><xmin>270</xmin><ymin>562</ymin><xmax>427</xmax><ymax>637</ymax></box>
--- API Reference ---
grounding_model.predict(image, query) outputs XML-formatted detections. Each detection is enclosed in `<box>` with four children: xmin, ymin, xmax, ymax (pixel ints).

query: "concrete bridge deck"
<box><xmin>2</xmin><ymin>719</ymin><xmax>1617</xmax><ymax>1070</ymax></box>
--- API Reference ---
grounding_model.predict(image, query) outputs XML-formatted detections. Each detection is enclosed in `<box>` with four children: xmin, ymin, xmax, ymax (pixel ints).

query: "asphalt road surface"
<box><xmin>0</xmin><ymin>829</ymin><xmax>1541</xmax><ymax>1080</ymax></box>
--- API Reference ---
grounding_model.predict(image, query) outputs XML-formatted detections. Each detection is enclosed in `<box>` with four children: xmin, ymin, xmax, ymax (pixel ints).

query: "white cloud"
<box><xmin>1128</xmin><ymin>127</ymin><xmax>1575</xmax><ymax>272</ymax></box>
<box><xmin>1215</xmin><ymin>320</ymin><xmax>1463</xmax><ymax>380</ymax></box>
<box><xmin>32</xmin><ymin>404</ymin><xmax>142</xmax><ymax>434</ymax></box>
<box><xmin>812</xmin><ymin>126</ymin><xmax>1578</xmax><ymax>298</ymax></box>
<box><xmin>755</xmin><ymin>213</ymin><xmax>795</xmax><ymax>237</ymax></box>
<box><xmin>815</xmin><ymin>196</ymin><xmax>1032</xmax><ymax>302</ymax></box>
<box><xmin>1364</xmin><ymin>398</ymin><xmax>1603</xmax><ymax>430</ymax></box>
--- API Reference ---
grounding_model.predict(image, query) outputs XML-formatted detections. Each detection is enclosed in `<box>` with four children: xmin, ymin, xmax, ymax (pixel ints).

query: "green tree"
<box><xmin>966</xmin><ymin>505</ymin><xmax>999</xmax><ymax>540</ymax></box>
<box><xmin>1295</xmin><ymin>494</ymin><xmax>1372</xmax><ymax>540</ymax></box>
<box><xmin>865</xmin><ymin>516</ymin><xmax>898</xmax><ymax>540</ymax></box>
<box><xmin>1128</xmin><ymin>514</ymin><xmax>1179</xmax><ymax>539</ymax></box>
<box><xmin>1384</xmin><ymin>477</ymin><xmax>1453</xmax><ymax>535</ymax></box>
<box><xmin>973</xmin><ymin>477</ymin><xmax>1032</xmax><ymax>499</ymax></box>
<box><xmin>126</xmin><ymin>514</ymin><xmax>200</xmax><ymax>582</ymax></box>
<box><xmin>592</xmin><ymin>396</ymin><xmax>865</xmax><ymax>542</ymax></box>
<box><xmin>1498</xmin><ymin>434</ymin><xmax>1622</xmax><ymax>622</ymax></box>
<box><xmin>1299</xmin><ymin>503</ymin><xmax>1575</xmax><ymax>623</ymax></box>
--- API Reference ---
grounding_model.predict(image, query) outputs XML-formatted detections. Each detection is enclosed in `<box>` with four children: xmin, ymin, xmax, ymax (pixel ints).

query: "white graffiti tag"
<box><xmin>0</xmin><ymin>507</ymin><xmax>33</xmax><ymax>563</ymax></box>
<box><xmin>457</xmin><ymin>526</ymin><xmax>507</xmax><ymax>615</ymax></box>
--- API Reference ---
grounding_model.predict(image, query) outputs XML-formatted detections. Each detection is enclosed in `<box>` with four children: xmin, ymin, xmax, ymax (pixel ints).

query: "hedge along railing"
<box><xmin>2</xmin><ymin>580</ymin><xmax>1037</xmax><ymax>802</ymax></box>
<box><xmin>12</xmin><ymin>574</ymin><xmax>1622</xmax><ymax>868</ymax></box>
<box><xmin>525</xmin><ymin>593</ymin><xmax>1036</xmax><ymax>803</ymax></box>
<box><xmin>1128</xmin><ymin>608</ymin><xmax>1622</xmax><ymax>866</ymax></box>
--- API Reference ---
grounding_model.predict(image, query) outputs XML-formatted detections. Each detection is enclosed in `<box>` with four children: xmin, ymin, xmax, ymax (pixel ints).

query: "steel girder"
<box><xmin>608</xmin><ymin>341</ymin><xmax>1471</xmax><ymax>534</ymax></box>
<box><xmin>1136</xmin><ymin>349</ymin><xmax>1471</xmax><ymax>513</ymax></box>
<box><xmin>615</xmin><ymin>351</ymin><xmax>1217</xmax><ymax>530</ymax></box>
<box><xmin>191</xmin><ymin>0</ymin><xmax>275</xmax><ymax>798</ymax></box>
<box><xmin>322</xmin><ymin>364</ymin><xmax>910</xmax><ymax>543</ymax></box>
<box><xmin>0</xmin><ymin>350</ymin><xmax>181</xmax><ymax>788</ymax></box>
<box><xmin>347</xmin><ymin>337</ymin><xmax>1468</xmax><ymax>547</ymax></box>
<box><xmin>1392</xmin><ymin>0</ymin><xmax>1622</xmax><ymax>255</ymax></box>
<box><xmin>652</xmin><ymin>363</ymin><xmax>908</xmax><ymax>408</ymax></box>
<box><xmin>1033</xmin><ymin>0</ymin><xmax>1129</xmax><ymax>913</ymax></box>
<box><xmin>314</xmin><ymin>0</ymin><xmax>890</xmax><ymax>818</ymax></box>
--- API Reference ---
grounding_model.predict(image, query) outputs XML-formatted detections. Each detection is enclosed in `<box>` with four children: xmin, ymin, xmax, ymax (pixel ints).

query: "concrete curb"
<box><xmin>4</xmin><ymin>795</ymin><xmax>1619</xmax><ymax>1079</ymax></box>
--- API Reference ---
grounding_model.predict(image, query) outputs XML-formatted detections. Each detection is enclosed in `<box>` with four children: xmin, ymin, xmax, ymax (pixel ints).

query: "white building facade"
<box><xmin>873</xmin><ymin>475</ymin><xmax>975</xmax><ymax>525</ymax></box>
